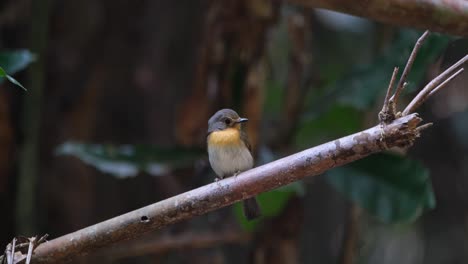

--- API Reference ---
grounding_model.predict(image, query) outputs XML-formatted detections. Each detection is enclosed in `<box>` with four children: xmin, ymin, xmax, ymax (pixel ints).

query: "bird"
<box><xmin>206</xmin><ymin>108</ymin><xmax>262</xmax><ymax>220</ymax></box>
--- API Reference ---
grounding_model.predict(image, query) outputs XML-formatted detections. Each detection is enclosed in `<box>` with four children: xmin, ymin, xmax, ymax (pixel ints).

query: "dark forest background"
<box><xmin>0</xmin><ymin>0</ymin><xmax>467</xmax><ymax>263</ymax></box>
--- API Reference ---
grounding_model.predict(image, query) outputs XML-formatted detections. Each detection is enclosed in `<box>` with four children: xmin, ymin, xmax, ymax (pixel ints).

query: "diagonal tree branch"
<box><xmin>288</xmin><ymin>0</ymin><xmax>468</xmax><ymax>37</ymax></box>
<box><xmin>31</xmin><ymin>113</ymin><xmax>423</xmax><ymax>263</ymax></box>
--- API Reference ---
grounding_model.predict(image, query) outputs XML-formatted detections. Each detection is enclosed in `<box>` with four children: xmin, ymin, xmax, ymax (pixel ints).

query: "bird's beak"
<box><xmin>236</xmin><ymin>118</ymin><xmax>248</xmax><ymax>123</ymax></box>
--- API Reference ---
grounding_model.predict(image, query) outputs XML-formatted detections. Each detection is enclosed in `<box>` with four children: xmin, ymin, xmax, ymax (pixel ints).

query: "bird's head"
<box><xmin>207</xmin><ymin>108</ymin><xmax>248</xmax><ymax>133</ymax></box>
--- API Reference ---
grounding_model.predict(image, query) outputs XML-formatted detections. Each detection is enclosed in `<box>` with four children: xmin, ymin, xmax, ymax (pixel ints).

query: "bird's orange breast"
<box><xmin>208</xmin><ymin>128</ymin><xmax>243</xmax><ymax>146</ymax></box>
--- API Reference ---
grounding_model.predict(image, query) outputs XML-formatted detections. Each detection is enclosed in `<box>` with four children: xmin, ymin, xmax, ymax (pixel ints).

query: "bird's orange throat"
<box><xmin>208</xmin><ymin>128</ymin><xmax>242</xmax><ymax>146</ymax></box>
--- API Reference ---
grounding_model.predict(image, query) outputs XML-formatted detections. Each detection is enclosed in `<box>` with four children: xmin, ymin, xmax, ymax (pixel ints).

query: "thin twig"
<box><xmin>384</xmin><ymin>67</ymin><xmax>399</xmax><ymax>107</ymax></box>
<box><xmin>428</xmin><ymin>68</ymin><xmax>464</xmax><ymax>97</ymax></box>
<box><xmin>379</xmin><ymin>67</ymin><xmax>399</xmax><ymax>123</ymax></box>
<box><xmin>416</xmin><ymin>123</ymin><xmax>433</xmax><ymax>132</ymax></box>
<box><xmin>14</xmin><ymin>242</ymin><xmax>32</xmax><ymax>251</ymax></box>
<box><xmin>380</xmin><ymin>31</ymin><xmax>432</xmax><ymax>124</ymax></box>
<box><xmin>390</xmin><ymin>30</ymin><xmax>430</xmax><ymax>105</ymax></box>
<box><xmin>25</xmin><ymin>238</ymin><xmax>35</xmax><ymax>264</ymax></box>
<box><xmin>11</xmin><ymin>239</ymin><xmax>15</xmax><ymax>264</ymax></box>
<box><xmin>403</xmin><ymin>54</ymin><xmax>468</xmax><ymax>115</ymax></box>
<box><xmin>37</xmin><ymin>234</ymin><xmax>49</xmax><ymax>245</ymax></box>
<box><xmin>8</xmin><ymin>239</ymin><xmax>16</xmax><ymax>264</ymax></box>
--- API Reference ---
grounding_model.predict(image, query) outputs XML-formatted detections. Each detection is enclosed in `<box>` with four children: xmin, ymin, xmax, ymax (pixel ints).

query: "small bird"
<box><xmin>207</xmin><ymin>108</ymin><xmax>262</xmax><ymax>220</ymax></box>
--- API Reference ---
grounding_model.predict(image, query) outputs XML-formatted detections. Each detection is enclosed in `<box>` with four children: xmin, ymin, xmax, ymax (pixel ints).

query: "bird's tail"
<box><xmin>242</xmin><ymin>197</ymin><xmax>262</xmax><ymax>221</ymax></box>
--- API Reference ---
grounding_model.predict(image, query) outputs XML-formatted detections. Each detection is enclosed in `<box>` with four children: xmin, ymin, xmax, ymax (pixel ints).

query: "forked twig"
<box><xmin>1</xmin><ymin>235</ymin><xmax>49</xmax><ymax>264</ymax></box>
<box><xmin>380</xmin><ymin>31</ymin><xmax>430</xmax><ymax>123</ymax></box>
<box><xmin>380</xmin><ymin>30</ymin><xmax>467</xmax><ymax>123</ymax></box>
<box><xmin>390</xmin><ymin>30</ymin><xmax>430</xmax><ymax>105</ymax></box>
<box><xmin>379</xmin><ymin>67</ymin><xmax>399</xmax><ymax>123</ymax></box>
<box><xmin>428</xmin><ymin>68</ymin><xmax>464</xmax><ymax>97</ymax></box>
<box><xmin>403</xmin><ymin>55</ymin><xmax>468</xmax><ymax>115</ymax></box>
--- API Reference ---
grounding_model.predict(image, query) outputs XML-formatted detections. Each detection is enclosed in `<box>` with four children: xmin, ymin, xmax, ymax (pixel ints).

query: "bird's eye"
<box><xmin>224</xmin><ymin>118</ymin><xmax>231</xmax><ymax>125</ymax></box>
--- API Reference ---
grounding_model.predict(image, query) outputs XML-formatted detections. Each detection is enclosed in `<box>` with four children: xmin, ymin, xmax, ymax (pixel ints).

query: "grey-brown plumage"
<box><xmin>207</xmin><ymin>109</ymin><xmax>262</xmax><ymax>220</ymax></box>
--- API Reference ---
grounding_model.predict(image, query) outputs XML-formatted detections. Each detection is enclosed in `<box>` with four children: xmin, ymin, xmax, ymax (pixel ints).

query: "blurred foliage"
<box><xmin>283</xmin><ymin>29</ymin><xmax>452</xmax><ymax>118</ymax></box>
<box><xmin>334</xmin><ymin>30</ymin><xmax>451</xmax><ymax>109</ymax></box>
<box><xmin>0</xmin><ymin>50</ymin><xmax>35</xmax><ymax>91</ymax></box>
<box><xmin>264</xmin><ymin>16</ymin><xmax>290</xmax><ymax>116</ymax></box>
<box><xmin>264</xmin><ymin>78</ymin><xmax>284</xmax><ymax>115</ymax></box>
<box><xmin>0</xmin><ymin>50</ymin><xmax>36</xmax><ymax>74</ymax></box>
<box><xmin>233</xmin><ymin>181</ymin><xmax>305</xmax><ymax>231</ymax></box>
<box><xmin>294</xmin><ymin>105</ymin><xmax>362</xmax><ymax>147</ymax></box>
<box><xmin>326</xmin><ymin>153</ymin><xmax>434</xmax><ymax>223</ymax></box>
<box><xmin>56</xmin><ymin>142</ymin><xmax>204</xmax><ymax>178</ymax></box>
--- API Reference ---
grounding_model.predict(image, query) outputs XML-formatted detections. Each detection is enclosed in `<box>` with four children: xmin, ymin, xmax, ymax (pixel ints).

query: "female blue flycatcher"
<box><xmin>207</xmin><ymin>109</ymin><xmax>261</xmax><ymax>220</ymax></box>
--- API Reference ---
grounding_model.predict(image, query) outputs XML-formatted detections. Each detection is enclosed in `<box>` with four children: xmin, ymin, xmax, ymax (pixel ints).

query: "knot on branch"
<box><xmin>380</xmin><ymin>114</ymin><xmax>422</xmax><ymax>149</ymax></box>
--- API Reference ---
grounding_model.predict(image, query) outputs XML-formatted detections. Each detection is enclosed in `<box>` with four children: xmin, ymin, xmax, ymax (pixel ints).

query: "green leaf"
<box><xmin>326</xmin><ymin>153</ymin><xmax>435</xmax><ymax>223</ymax></box>
<box><xmin>295</xmin><ymin>104</ymin><xmax>362</xmax><ymax>147</ymax></box>
<box><xmin>334</xmin><ymin>30</ymin><xmax>451</xmax><ymax>110</ymax></box>
<box><xmin>56</xmin><ymin>141</ymin><xmax>205</xmax><ymax>178</ymax></box>
<box><xmin>0</xmin><ymin>66</ymin><xmax>27</xmax><ymax>91</ymax></box>
<box><xmin>0</xmin><ymin>50</ymin><xmax>36</xmax><ymax>74</ymax></box>
<box><xmin>233</xmin><ymin>181</ymin><xmax>305</xmax><ymax>231</ymax></box>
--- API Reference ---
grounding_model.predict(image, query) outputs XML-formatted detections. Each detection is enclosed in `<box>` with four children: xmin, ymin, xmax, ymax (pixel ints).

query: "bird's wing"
<box><xmin>240</xmin><ymin>130</ymin><xmax>252</xmax><ymax>153</ymax></box>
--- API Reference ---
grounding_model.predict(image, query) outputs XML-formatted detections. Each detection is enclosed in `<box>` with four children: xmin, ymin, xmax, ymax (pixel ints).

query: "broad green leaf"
<box><xmin>0</xmin><ymin>66</ymin><xmax>27</xmax><ymax>91</ymax></box>
<box><xmin>0</xmin><ymin>50</ymin><xmax>36</xmax><ymax>74</ymax></box>
<box><xmin>233</xmin><ymin>181</ymin><xmax>305</xmax><ymax>231</ymax></box>
<box><xmin>295</xmin><ymin>104</ymin><xmax>362</xmax><ymax>147</ymax></box>
<box><xmin>326</xmin><ymin>153</ymin><xmax>435</xmax><ymax>223</ymax></box>
<box><xmin>56</xmin><ymin>141</ymin><xmax>204</xmax><ymax>178</ymax></box>
<box><xmin>334</xmin><ymin>30</ymin><xmax>451</xmax><ymax>110</ymax></box>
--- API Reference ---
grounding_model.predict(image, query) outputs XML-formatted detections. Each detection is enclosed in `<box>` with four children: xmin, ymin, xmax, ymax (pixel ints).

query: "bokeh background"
<box><xmin>0</xmin><ymin>1</ymin><xmax>467</xmax><ymax>263</ymax></box>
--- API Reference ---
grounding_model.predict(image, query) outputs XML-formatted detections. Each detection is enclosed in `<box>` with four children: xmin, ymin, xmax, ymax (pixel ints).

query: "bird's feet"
<box><xmin>214</xmin><ymin>176</ymin><xmax>223</xmax><ymax>182</ymax></box>
<box><xmin>214</xmin><ymin>176</ymin><xmax>223</xmax><ymax>187</ymax></box>
<box><xmin>233</xmin><ymin>171</ymin><xmax>241</xmax><ymax>178</ymax></box>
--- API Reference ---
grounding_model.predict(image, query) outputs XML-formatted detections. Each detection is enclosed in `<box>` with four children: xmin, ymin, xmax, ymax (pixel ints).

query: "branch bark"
<box><xmin>31</xmin><ymin>113</ymin><xmax>423</xmax><ymax>263</ymax></box>
<box><xmin>288</xmin><ymin>0</ymin><xmax>468</xmax><ymax>37</ymax></box>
